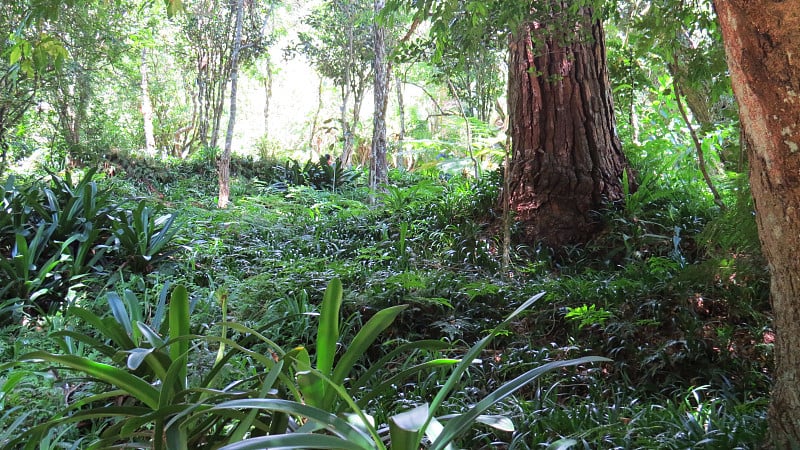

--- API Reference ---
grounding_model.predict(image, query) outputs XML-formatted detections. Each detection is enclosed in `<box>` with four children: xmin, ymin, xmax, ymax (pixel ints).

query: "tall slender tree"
<box><xmin>370</xmin><ymin>0</ymin><xmax>389</xmax><ymax>190</ymax></box>
<box><xmin>218</xmin><ymin>0</ymin><xmax>244</xmax><ymax>209</ymax></box>
<box><xmin>140</xmin><ymin>47</ymin><xmax>156</xmax><ymax>155</ymax></box>
<box><xmin>714</xmin><ymin>0</ymin><xmax>800</xmax><ymax>446</ymax></box>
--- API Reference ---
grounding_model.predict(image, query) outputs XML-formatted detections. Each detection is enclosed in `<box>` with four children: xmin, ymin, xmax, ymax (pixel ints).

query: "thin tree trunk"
<box><xmin>447</xmin><ymin>77</ymin><xmax>479</xmax><ymax>178</ymax></box>
<box><xmin>141</xmin><ymin>47</ymin><xmax>156</xmax><ymax>155</ymax></box>
<box><xmin>218</xmin><ymin>0</ymin><xmax>244</xmax><ymax>209</ymax></box>
<box><xmin>396</xmin><ymin>72</ymin><xmax>405</xmax><ymax>141</ymax></box>
<box><xmin>263</xmin><ymin>54</ymin><xmax>273</xmax><ymax>138</ymax></box>
<box><xmin>502</xmin><ymin>132</ymin><xmax>512</xmax><ymax>277</ymax></box>
<box><xmin>340</xmin><ymin>9</ymin><xmax>356</xmax><ymax>167</ymax></box>
<box><xmin>309</xmin><ymin>76</ymin><xmax>324</xmax><ymax>158</ymax></box>
<box><xmin>714</xmin><ymin>1</ymin><xmax>800</xmax><ymax>447</ymax></box>
<box><xmin>672</xmin><ymin>76</ymin><xmax>725</xmax><ymax>210</ymax></box>
<box><xmin>369</xmin><ymin>0</ymin><xmax>389</xmax><ymax>191</ymax></box>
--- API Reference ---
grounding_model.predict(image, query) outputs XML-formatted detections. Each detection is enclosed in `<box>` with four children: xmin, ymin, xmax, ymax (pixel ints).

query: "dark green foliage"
<box><xmin>267</xmin><ymin>156</ymin><xmax>362</xmax><ymax>191</ymax></box>
<box><xmin>0</xmin><ymin>169</ymin><xmax>182</xmax><ymax>321</ymax></box>
<box><xmin>0</xmin><ymin>169</ymin><xmax>114</xmax><ymax>316</ymax></box>
<box><xmin>110</xmin><ymin>199</ymin><xmax>181</xmax><ymax>273</ymax></box>
<box><xmin>0</xmin><ymin>153</ymin><xmax>771</xmax><ymax>448</ymax></box>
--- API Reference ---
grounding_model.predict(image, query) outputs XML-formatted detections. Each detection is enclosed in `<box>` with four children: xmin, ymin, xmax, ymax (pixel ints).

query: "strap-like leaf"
<box><xmin>430</xmin><ymin>356</ymin><xmax>611</xmax><ymax>450</ymax></box>
<box><xmin>217</xmin><ymin>433</ymin><xmax>369</xmax><ymax>450</ymax></box>
<box><xmin>212</xmin><ymin>399</ymin><xmax>373</xmax><ymax>448</ymax></box>
<box><xmin>20</xmin><ymin>351</ymin><xmax>159</xmax><ymax>409</ymax></box>
<box><xmin>317</xmin><ymin>278</ymin><xmax>343</xmax><ymax>377</ymax></box>
<box><xmin>107</xmin><ymin>291</ymin><xmax>132</xmax><ymax>336</ymax></box>
<box><xmin>332</xmin><ymin>304</ymin><xmax>407</xmax><ymax>387</ymax></box>
<box><xmin>169</xmin><ymin>285</ymin><xmax>190</xmax><ymax>388</ymax></box>
<box><xmin>427</xmin><ymin>292</ymin><xmax>545</xmax><ymax>428</ymax></box>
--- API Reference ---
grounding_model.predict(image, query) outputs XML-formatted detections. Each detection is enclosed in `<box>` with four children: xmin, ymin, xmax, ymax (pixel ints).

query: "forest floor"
<box><xmin>1</xmin><ymin>162</ymin><xmax>772</xmax><ymax>448</ymax></box>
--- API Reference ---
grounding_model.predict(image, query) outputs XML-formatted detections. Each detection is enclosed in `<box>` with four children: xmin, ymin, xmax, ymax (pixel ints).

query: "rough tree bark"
<box><xmin>218</xmin><ymin>0</ymin><xmax>243</xmax><ymax>209</ymax></box>
<box><xmin>369</xmin><ymin>0</ymin><xmax>389</xmax><ymax>190</ymax></box>
<box><xmin>506</xmin><ymin>6</ymin><xmax>630</xmax><ymax>248</ymax></box>
<box><xmin>340</xmin><ymin>6</ymin><xmax>357</xmax><ymax>167</ymax></box>
<box><xmin>714</xmin><ymin>1</ymin><xmax>800</xmax><ymax>447</ymax></box>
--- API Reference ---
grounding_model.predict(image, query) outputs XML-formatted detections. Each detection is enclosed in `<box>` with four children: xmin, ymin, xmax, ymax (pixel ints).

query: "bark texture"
<box><xmin>506</xmin><ymin>8</ymin><xmax>629</xmax><ymax>248</ymax></box>
<box><xmin>369</xmin><ymin>0</ymin><xmax>389</xmax><ymax>189</ymax></box>
<box><xmin>714</xmin><ymin>1</ymin><xmax>800</xmax><ymax>447</ymax></box>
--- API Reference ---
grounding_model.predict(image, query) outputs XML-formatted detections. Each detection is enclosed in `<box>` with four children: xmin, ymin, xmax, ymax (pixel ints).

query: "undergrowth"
<box><xmin>0</xmin><ymin>162</ymin><xmax>770</xmax><ymax>448</ymax></box>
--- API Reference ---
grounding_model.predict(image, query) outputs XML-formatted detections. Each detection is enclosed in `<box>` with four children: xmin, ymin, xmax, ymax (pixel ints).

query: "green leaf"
<box><xmin>153</xmin><ymin>281</ymin><xmax>171</xmax><ymax>332</ymax></box>
<box><xmin>9</xmin><ymin>44</ymin><xmax>22</xmax><ymax>65</ymax></box>
<box><xmin>291</xmin><ymin>347</ymin><xmax>324</xmax><ymax>408</ymax></box>
<box><xmin>107</xmin><ymin>291</ymin><xmax>132</xmax><ymax>336</ymax></box>
<box><xmin>317</xmin><ymin>278</ymin><xmax>343</xmax><ymax>377</ymax></box>
<box><xmin>228</xmin><ymin>360</ymin><xmax>285</xmax><ymax>442</ymax></box>
<box><xmin>438</xmin><ymin>414</ymin><xmax>514</xmax><ymax>432</ymax></box>
<box><xmin>547</xmin><ymin>438</ymin><xmax>579</xmax><ymax>450</ymax></box>
<box><xmin>21</xmin><ymin>352</ymin><xmax>159</xmax><ymax>409</ymax></box>
<box><xmin>67</xmin><ymin>307</ymin><xmax>135</xmax><ymax>351</ymax></box>
<box><xmin>211</xmin><ymin>399</ymin><xmax>374</xmax><ymax>448</ymax></box>
<box><xmin>150</xmin><ymin>213</ymin><xmax>178</xmax><ymax>254</ymax></box>
<box><xmin>218</xmin><ymin>433</ymin><xmax>368</xmax><ymax>450</ymax></box>
<box><xmin>351</xmin><ymin>340</ymin><xmax>452</xmax><ymax>392</ymax></box>
<box><xmin>424</xmin><ymin>291</ymin><xmax>545</xmax><ymax>439</ymax></box>
<box><xmin>327</xmin><ymin>304</ymin><xmax>407</xmax><ymax>407</ymax></box>
<box><xmin>430</xmin><ymin>356</ymin><xmax>611</xmax><ymax>450</ymax></box>
<box><xmin>137</xmin><ymin>321</ymin><xmax>166</xmax><ymax>348</ymax></box>
<box><xmin>124</xmin><ymin>289</ymin><xmax>143</xmax><ymax>325</ymax></box>
<box><xmin>473</xmin><ymin>415</ymin><xmax>514</xmax><ymax>432</ymax></box>
<box><xmin>356</xmin><ymin>359</ymin><xmax>459</xmax><ymax>408</ymax></box>
<box><xmin>389</xmin><ymin>404</ymin><xmax>428</xmax><ymax>450</ymax></box>
<box><xmin>127</xmin><ymin>348</ymin><xmax>155</xmax><ymax>370</ymax></box>
<box><xmin>169</xmin><ymin>285</ymin><xmax>190</xmax><ymax>388</ymax></box>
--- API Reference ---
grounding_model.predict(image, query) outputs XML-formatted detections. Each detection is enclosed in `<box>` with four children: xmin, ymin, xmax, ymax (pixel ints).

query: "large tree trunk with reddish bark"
<box><xmin>714</xmin><ymin>1</ymin><xmax>800</xmax><ymax>447</ymax></box>
<box><xmin>506</xmin><ymin>7</ymin><xmax>630</xmax><ymax>248</ymax></box>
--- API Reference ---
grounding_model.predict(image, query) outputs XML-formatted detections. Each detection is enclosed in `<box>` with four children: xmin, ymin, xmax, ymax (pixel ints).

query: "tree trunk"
<box><xmin>140</xmin><ymin>47</ymin><xmax>156</xmax><ymax>155</ymax></box>
<box><xmin>369</xmin><ymin>0</ymin><xmax>389</xmax><ymax>190</ymax></box>
<box><xmin>506</xmin><ymin>7</ymin><xmax>630</xmax><ymax>248</ymax></box>
<box><xmin>396</xmin><ymin>72</ymin><xmax>406</xmax><ymax>141</ymax></box>
<box><xmin>57</xmin><ymin>74</ymin><xmax>90</xmax><ymax>162</ymax></box>
<box><xmin>218</xmin><ymin>0</ymin><xmax>244</xmax><ymax>209</ymax></box>
<box><xmin>340</xmin><ymin>13</ymin><xmax>356</xmax><ymax>167</ymax></box>
<box><xmin>714</xmin><ymin>1</ymin><xmax>800</xmax><ymax>447</ymax></box>
<box><xmin>309</xmin><ymin>76</ymin><xmax>324</xmax><ymax>157</ymax></box>
<box><xmin>263</xmin><ymin>54</ymin><xmax>273</xmax><ymax>138</ymax></box>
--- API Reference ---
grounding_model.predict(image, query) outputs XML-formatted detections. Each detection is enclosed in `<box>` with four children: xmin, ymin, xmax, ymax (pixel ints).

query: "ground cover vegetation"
<box><xmin>0</xmin><ymin>0</ymin><xmax>785</xmax><ymax>448</ymax></box>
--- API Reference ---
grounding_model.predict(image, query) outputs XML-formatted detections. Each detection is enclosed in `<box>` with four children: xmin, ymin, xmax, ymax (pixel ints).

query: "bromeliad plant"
<box><xmin>0</xmin><ymin>170</ymin><xmax>114</xmax><ymax>317</ymax></box>
<box><xmin>211</xmin><ymin>287</ymin><xmax>610</xmax><ymax>450</ymax></box>
<box><xmin>7</xmin><ymin>279</ymin><xmax>609</xmax><ymax>449</ymax></box>
<box><xmin>8</xmin><ymin>283</ymin><xmax>298</xmax><ymax>449</ymax></box>
<box><xmin>4</xmin><ymin>279</ymin><xmax>444</xmax><ymax>448</ymax></box>
<box><xmin>110</xmin><ymin>199</ymin><xmax>181</xmax><ymax>273</ymax></box>
<box><xmin>1</xmin><ymin>170</ymin><xmax>182</xmax><ymax>319</ymax></box>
